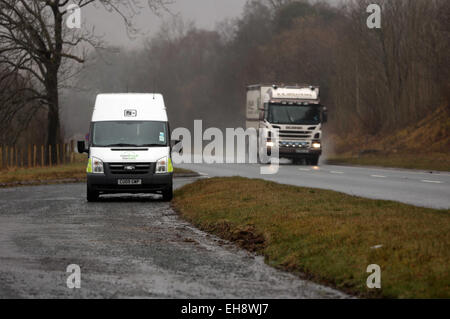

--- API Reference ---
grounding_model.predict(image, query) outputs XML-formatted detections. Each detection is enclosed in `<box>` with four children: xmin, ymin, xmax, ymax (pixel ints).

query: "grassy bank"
<box><xmin>173</xmin><ymin>177</ymin><xmax>450</xmax><ymax>298</ymax></box>
<box><xmin>326</xmin><ymin>153</ymin><xmax>450</xmax><ymax>172</ymax></box>
<box><xmin>326</xmin><ymin>105</ymin><xmax>450</xmax><ymax>172</ymax></box>
<box><xmin>0</xmin><ymin>162</ymin><xmax>196</xmax><ymax>185</ymax></box>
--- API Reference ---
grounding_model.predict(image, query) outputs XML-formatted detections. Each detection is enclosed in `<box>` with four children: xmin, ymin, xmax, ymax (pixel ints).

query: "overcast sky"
<box><xmin>82</xmin><ymin>0</ymin><xmax>248</xmax><ymax>48</ymax></box>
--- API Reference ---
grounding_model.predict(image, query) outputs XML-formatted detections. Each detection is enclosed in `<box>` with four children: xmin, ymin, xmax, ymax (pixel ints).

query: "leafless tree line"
<box><xmin>1</xmin><ymin>0</ymin><xmax>448</xmax><ymax>149</ymax></box>
<box><xmin>132</xmin><ymin>0</ymin><xmax>447</xmax><ymax>137</ymax></box>
<box><xmin>0</xmin><ymin>0</ymin><xmax>166</xmax><ymax>162</ymax></box>
<box><xmin>332</xmin><ymin>0</ymin><xmax>449</xmax><ymax>134</ymax></box>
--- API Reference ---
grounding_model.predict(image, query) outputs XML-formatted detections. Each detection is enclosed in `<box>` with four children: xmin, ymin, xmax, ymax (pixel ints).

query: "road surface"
<box><xmin>177</xmin><ymin>162</ymin><xmax>450</xmax><ymax>209</ymax></box>
<box><xmin>0</xmin><ymin>179</ymin><xmax>347</xmax><ymax>298</ymax></box>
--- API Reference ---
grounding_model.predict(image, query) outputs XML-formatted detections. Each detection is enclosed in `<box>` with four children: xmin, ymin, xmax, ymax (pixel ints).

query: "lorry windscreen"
<box><xmin>92</xmin><ymin>121</ymin><xmax>168</xmax><ymax>147</ymax></box>
<box><xmin>268</xmin><ymin>104</ymin><xmax>320</xmax><ymax>125</ymax></box>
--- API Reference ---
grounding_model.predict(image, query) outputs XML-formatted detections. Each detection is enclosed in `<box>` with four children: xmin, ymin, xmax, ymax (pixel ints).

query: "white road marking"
<box><xmin>371</xmin><ymin>175</ymin><xmax>386</xmax><ymax>178</ymax></box>
<box><xmin>330</xmin><ymin>171</ymin><xmax>344</xmax><ymax>174</ymax></box>
<box><xmin>198</xmin><ymin>172</ymin><xmax>209</xmax><ymax>176</ymax></box>
<box><xmin>421</xmin><ymin>180</ymin><xmax>443</xmax><ymax>184</ymax></box>
<box><xmin>298</xmin><ymin>168</ymin><xmax>311</xmax><ymax>171</ymax></box>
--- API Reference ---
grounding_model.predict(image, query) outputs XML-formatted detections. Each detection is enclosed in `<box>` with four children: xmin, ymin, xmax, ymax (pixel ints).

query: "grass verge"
<box><xmin>0</xmin><ymin>162</ymin><xmax>196</xmax><ymax>186</ymax></box>
<box><xmin>173</xmin><ymin>177</ymin><xmax>450</xmax><ymax>298</ymax></box>
<box><xmin>326</xmin><ymin>153</ymin><xmax>450</xmax><ymax>172</ymax></box>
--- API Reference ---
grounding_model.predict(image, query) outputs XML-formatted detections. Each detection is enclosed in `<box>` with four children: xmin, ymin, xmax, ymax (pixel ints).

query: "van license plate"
<box><xmin>118</xmin><ymin>179</ymin><xmax>142</xmax><ymax>185</ymax></box>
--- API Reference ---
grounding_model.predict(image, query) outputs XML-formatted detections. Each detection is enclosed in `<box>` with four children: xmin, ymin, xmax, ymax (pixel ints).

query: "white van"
<box><xmin>78</xmin><ymin>93</ymin><xmax>178</xmax><ymax>202</ymax></box>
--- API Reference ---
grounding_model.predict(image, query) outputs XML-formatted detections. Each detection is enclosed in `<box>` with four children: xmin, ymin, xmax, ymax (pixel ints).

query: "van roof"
<box><xmin>92</xmin><ymin>93</ymin><xmax>168</xmax><ymax>122</ymax></box>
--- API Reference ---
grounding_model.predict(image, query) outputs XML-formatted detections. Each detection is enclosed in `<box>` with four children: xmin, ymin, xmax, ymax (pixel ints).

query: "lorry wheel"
<box><xmin>87</xmin><ymin>186</ymin><xmax>99</xmax><ymax>202</ymax></box>
<box><xmin>309</xmin><ymin>156</ymin><xmax>320</xmax><ymax>166</ymax></box>
<box><xmin>162</xmin><ymin>186</ymin><xmax>173</xmax><ymax>202</ymax></box>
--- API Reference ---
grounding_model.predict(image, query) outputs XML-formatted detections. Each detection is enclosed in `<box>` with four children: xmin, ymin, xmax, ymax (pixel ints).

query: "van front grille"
<box><xmin>107</xmin><ymin>163</ymin><xmax>153</xmax><ymax>175</ymax></box>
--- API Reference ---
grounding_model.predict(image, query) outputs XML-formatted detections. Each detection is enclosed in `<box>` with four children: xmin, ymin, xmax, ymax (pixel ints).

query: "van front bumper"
<box><xmin>87</xmin><ymin>172</ymin><xmax>173</xmax><ymax>194</ymax></box>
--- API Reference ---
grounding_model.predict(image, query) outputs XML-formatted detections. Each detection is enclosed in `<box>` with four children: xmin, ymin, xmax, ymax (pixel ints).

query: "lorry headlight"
<box><xmin>266</xmin><ymin>141</ymin><xmax>275</xmax><ymax>148</ymax></box>
<box><xmin>87</xmin><ymin>157</ymin><xmax>104</xmax><ymax>174</ymax></box>
<box><xmin>156</xmin><ymin>156</ymin><xmax>173</xmax><ymax>174</ymax></box>
<box><xmin>312</xmin><ymin>142</ymin><xmax>321</xmax><ymax>149</ymax></box>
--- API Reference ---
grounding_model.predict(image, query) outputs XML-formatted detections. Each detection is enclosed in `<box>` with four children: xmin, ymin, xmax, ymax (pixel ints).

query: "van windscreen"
<box><xmin>92</xmin><ymin>121</ymin><xmax>168</xmax><ymax>147</ymax></box>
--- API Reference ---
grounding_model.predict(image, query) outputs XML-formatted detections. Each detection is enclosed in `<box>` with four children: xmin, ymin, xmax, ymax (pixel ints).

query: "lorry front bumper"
<box><xmin>276</xmin><ymin>147</ymin><xmax>322</xmax><ymax>158</ymax></box>
<box><xmin>87</xmin><ymin>172</ymin><xmax>173</xmax><ymax>194</ymax></box>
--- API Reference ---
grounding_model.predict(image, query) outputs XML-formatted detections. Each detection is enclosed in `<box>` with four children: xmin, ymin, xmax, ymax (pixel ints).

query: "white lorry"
<box><xmin>246</xmin><ymin>84</ymin><xmax>327</xmax><ymax>165</ymax></box>
<box><xmin>78</xmin><ymin>93</ymin><xmax>179</xmax><ymax>202</ymax></box>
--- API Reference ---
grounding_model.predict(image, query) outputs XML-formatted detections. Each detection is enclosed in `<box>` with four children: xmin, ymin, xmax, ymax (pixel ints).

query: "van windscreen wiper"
<box><xmin>103</xmin><ymin>143</ymin><xmax>166</xmax><ymax>147</ymax></box>
<box><xmin>104</xmin><ymin>143</ymin><xmax>140</xmax><ymax>147</ymax></box>
<box><xmin>137</xmin><ymin>144</ymin><xmax>167</xmax><ymax>147</ymax></box>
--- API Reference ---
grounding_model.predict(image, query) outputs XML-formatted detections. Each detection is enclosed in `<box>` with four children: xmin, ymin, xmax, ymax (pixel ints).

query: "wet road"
<box><xmin>0</xmin><ymin>179</ymin><xmax>347</xmax><ymax>298</ymax></box>
<box><xmin>177</xmin><ymin>162</ymin><xmax>450</xmax><ymax>209</ymax></box>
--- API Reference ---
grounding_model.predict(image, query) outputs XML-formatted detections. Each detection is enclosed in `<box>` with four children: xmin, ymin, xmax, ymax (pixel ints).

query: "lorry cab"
<box><xmin>78</xmin><ymin>93</ymin><xmax>174</xmax><ymax>202</ymax></box>
<box><xmin>246</xmin><ymin>84</ymin><xmax>327</xmax><ymax>165</ymax></box>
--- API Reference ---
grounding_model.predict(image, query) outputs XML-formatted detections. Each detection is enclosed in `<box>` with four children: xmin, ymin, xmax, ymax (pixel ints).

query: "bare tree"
<box><xmin>0</xmin><ymin>66</ymin><xmax>41</xmax><ymax>144</ymax></box>
<box><xmin>0</xmin><ymin>0</ymin><xmax>167</xmax><ymax>162</ymax></box>
<box><xmin>266</xmin><ymin>0</ymin><xmax>295</xmax><ymax>9</ymax></box>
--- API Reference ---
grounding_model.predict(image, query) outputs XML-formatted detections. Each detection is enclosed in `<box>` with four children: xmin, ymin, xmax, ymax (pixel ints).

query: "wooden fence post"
<box><xmin>21</xmin><ymin>149</ymin><xmax>24</xmax><ymax>168</ymax></box>
<box><xmin>62</xmin><ymin>144</ymin><xmax>65</xmax><ymax>165</ymax></box>
<box><xmin>28</xmin><ymin>144</ymin><xmax>32</xmax><ymax>168</ymax></box>
<box><xmin>14</xmin><ymin>147</ymin><xmax>17</xmax><ymax>168</ymax></box>
<box><xmin>33</xmin><ymin>145</ymin><xmax>37</xmax><ymax>167</ymax></box>
<box><xmin>0</xmin><ymin>146</ymin><xmax>2</xmax><ymax>170</ymax></box>
<box><xmin>70</xmin><ymin>140</ymin><xmax>75</xmax><ymax>163</ymax></box>
<box><xmin>56</xmin><ymin>144</ymin><xmax>60</xmax><ymax>166</ymax></box>
<box><xmin>49</xmin><ymin>145</ymin><xmax>52</xmax><ymax>167</ymax></box>
<box><xmin>41</xmin><ymin>145</ymin><xmax>45</xmax><ymax>167</ymax></box>
<box><xmin>6</xmin><ymin>146</ymin><xmax>9</xmax><ymax>168</ymax></box>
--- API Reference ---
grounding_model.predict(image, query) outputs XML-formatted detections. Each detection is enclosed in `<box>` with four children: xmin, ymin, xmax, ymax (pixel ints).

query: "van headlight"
<box><xmin>156</xmin><ymin>156</ymin><xmax>173</xmax><ymax>174</ymax></box>
<box><xmin>87</xmin><ymin>157</ymin><xmax>104</xmax><ymax>174</ymax></box>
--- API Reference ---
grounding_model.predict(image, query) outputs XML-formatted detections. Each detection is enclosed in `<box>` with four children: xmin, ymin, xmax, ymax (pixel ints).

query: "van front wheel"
<box><xmin>162</xmin><ymin>185</ymin><xmax>173</xmax><ymax>202</ymax></box>
<box><xmin>87</xmin><ymin>186</ymin><xmax>99</xmax><ymax>202</ymax></box>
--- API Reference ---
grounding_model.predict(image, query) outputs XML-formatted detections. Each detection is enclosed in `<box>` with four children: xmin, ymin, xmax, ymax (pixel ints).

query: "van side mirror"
<box><xmin>77</xmin><ymin>140</ymin><xmax>88</xmax><ymax>154</ymax></box>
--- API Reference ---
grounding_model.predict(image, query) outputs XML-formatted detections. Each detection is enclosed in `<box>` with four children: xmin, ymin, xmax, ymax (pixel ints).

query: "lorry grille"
<box><xmin>278</xmin><ymin>130</ymin><xmax>312</xmax><ymax>139</ymax></box>
<box><xmin>107</xmin><ymin>163</ymin><xmax>153</xmax><ymax>175</ymax></box>
<box><xmin>279</xmin><ymin>141</ymin><xmax>310</xmax><ymax>148</ymax></box>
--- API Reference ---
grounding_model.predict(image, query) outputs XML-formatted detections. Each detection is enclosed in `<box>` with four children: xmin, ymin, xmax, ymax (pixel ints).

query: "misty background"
<box><xmin>82</xmin><ymin>0</ymin><xmax>249</xmax><ymax>48</ymax></box>
<box><xmin>2</xmin><ymin>0</ymin><xmax>448</xmax><ymax>158</ymax></box>
<box><xmin>61</xmin><ymin>0</ymin><xmax>345</xmax><ymax>138</ymax></box>
<box><xmin>62</xmin><ymin>0</ymin><xmax>249</xmax><ymax>139</ymax></box>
